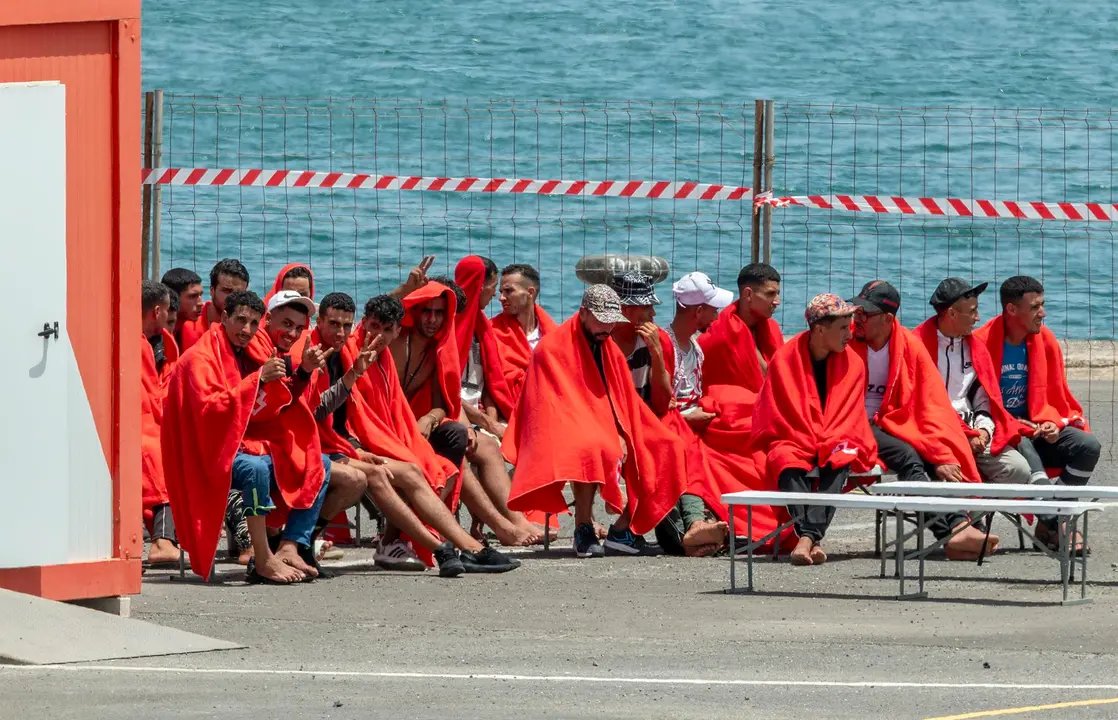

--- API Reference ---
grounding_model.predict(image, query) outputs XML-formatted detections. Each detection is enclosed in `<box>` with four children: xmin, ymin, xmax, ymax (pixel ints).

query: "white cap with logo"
<box><xmin>267</xmin><ymin>289</ymin><xmax>317</xmax><ymax>317</ymax></box>
<box><xmin>672</xmin><ymin>272</ymin><xmax>734</xmax><ymax>309</ymax></box>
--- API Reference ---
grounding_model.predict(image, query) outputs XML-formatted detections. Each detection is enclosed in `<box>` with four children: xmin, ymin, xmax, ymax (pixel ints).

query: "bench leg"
<box><xmin>874</xmin><ymin>509</ymin><xmax>882</xmax><ymax>559</ymax></box>
<box><xmin>729</xmin><ymin>510</ymin><xmax>736</xmax><ymax>592</ymax></box>
<box><xmin>543</xmin><ymin>513</ymin><xmax>551</xmax><ymax>552</ymax></box>
<box><xmin>917</xmin><ymin>511</ymin><xmax>926</xmax><ymax>597</ymax></box>
<box><xmin>879</xmin><ymin>510</ymin><xmax>888</xmax><ymax>579</ymax></box>
<box><xmin>747</xmin><ymin>506</ymin><xmax>754</xmax><ymax>592</ymax></box>
<box><xmin>896</xmin><ymin>510</ymin><xmax>905</xmax><ymax>598</ymax></box>
<box><xmin>1016</xmin><ymin>514</ymin><xmax>1025</xmax><ymax>551</ymax></box>
<box><xmin>1062</xmin><ymin>512</ymin><xmax>1092</xmax><ymax>606</ymax></box>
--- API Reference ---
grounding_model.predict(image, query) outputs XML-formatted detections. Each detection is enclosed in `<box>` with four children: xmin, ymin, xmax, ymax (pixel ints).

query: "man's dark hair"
<box><xmin>161</xmin><ymin>267</ymin><xmax>202</xmax><ymax>295</ymax></box>
<box><xmin>224</xmin><ymin>290</ymin><xmax>265</xmax><ymax>317</ymax></box>
<box><xmin>142</xmin><ymin>280</ymin><xmax>172</xmax><ymax>313</ymax></box>
<box><xmin>479</xmin><ymin>256</ymin><xmax>499</xmax><ymax>280</ymax></box>
<box><xmin>210</xmin><ymin>258</ymin><xmax>250</xmax><ymax>288</ymax></box>
<box><xmin>319</xmin><ymin>292</ymin><xmax>356</xmax><ymax>315</ymax></box>
<box><xmin>501</xmin><ymin>263</ymin><xmax>541</xmax><ymax>290</ymax></box>
<box><xmin>279</xmin><ymin>302</ymin><xmax>310</xmax><ymax>319</ymax></box>
<box><xmin>999</xmin><ymin>275</ymin><xmax>1044</xmax><ymax>308</ymax></box>
<box><xmin>431</xmin><ymin>275</ymin><xmax>468</xmax><ymax>313</ymax></box>
<box><xmin>737</xmin><ymin>263</ymin><xmax>781</xmax><ymax>289</ymax></box>
<box><xmin>364</xmin><ymin>294</ymin><xmax>405</xmax><ymax>325</ymax></box>
<box><xmin>283</xmin><ymin>265</ymin><xmax>313</xmax><ymax>283</ymax></box>
<box><xmin>168</xmin><ymin>292</ymin><xmax>180</xmax><ymax>315</ymax></box>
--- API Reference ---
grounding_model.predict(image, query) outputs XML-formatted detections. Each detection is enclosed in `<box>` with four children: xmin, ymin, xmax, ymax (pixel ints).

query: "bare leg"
<box><xmin>467</xmin><ymin>435</ymin><xmax>541</xmax><ymax>543</ymax></box>
<box><xmin>573</xmin><ymin>482</ymin><xmax>597</xmax><ymax>527</ymax></box>
<box><xmin>247</xmin><ymin>516</ymin><xmax>303</xmax><ymax>583</ymax></box>
<box><xmin>346</xmin><ymin>459</ymin><xmax>443</xmax><ymax>552</ymax></box>
<box><xmin>459</xmin><ymin>464</ymin><xmax>536</xmax><ymax>546</ymax></box>
<box><xmin>319</xmin><ymin>462</ymin><xmax>367</xmax><ymax>524</ymax></box>
<box><xmin>377</xmin><ymin>459</ymin><xmax>486</xmax><ymax>554</ymax></box>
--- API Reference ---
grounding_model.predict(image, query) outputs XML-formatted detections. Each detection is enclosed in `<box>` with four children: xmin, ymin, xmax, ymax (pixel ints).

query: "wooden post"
<box><xmin>762</xmin><ymin>99</ymin><xmax>775</xmax><ymax>265</ymax></box>
<box><xmin>750</xmin><ymin>100</ymin><xmax>764</xmax><ymax>264</ymax></box>
<box><xmin>150</xmin><ymin>89</ymin><xmax>164</xmax><ymax>281</ymax></box>
<box><xmin>140</xmin><ymin>91</ymin><xmax>153</xmax><ymax>279</ymax></box>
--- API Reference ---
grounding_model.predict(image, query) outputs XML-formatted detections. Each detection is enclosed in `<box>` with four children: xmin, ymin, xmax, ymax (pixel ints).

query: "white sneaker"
<box><xmin>374</xmin><ymin>540</ymin><xmax>427</xmax><ymax>571</ymax></box>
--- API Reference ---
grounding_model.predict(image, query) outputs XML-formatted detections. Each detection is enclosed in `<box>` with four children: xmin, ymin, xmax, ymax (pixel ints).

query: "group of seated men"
<box><xmin>140</xmin><ymin>252</ymin><xmax>1101</xmax><ymax>584</ymax></box>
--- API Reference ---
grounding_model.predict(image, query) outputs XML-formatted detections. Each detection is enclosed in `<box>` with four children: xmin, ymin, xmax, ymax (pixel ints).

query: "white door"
<box><xmin>0</xmin><ymin>82</ymin><xmax>70</xmax><ymax>568</ymax></box>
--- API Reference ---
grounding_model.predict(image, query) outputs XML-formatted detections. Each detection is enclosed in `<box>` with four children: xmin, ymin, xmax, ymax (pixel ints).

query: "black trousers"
<box><xmin>150</xmin><ymin>503</ymin><xmax>177</xmax><ymax>543</ymax></box>
<box><xmin>871</xmin><ymin>425</ymin><xmax>969</xmax><ymax>541</ymax></box>
<box><xmin>778</xmin><ymin>465</ymin><xmax>850</xmax><ymax>541</ymax></box>
<box><xmin>1033</xmin><ymin>426</ymin><xmax>1102</xmax><ymax>530</ymax></box>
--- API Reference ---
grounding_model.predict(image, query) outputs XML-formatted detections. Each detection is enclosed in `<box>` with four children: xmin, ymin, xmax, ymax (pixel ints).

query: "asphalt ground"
<box><xmin>3</xmin><ymin>382</ymin><xmax>1118</xmax><ymax>720</ymax></box>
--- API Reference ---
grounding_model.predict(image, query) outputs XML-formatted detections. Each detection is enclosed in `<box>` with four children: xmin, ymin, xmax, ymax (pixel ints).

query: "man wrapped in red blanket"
<box><xmin>848</xmin><ymin>280</ymin><xmax>999</xmax><ymax>560</ymax></box>
<box><xmin>752</xmin><ymin>293</ymin><xmax>878</xmax><ymax>567</ymax></box>
<box><xmin>140</xmin><ymin>281</ymin><xmax>181</xmax><ymax>567</ymax></box>
<box><xmin>504</xmin><ymin>284</ymin><xmax>686</xmax><ymax>559</ymax></box>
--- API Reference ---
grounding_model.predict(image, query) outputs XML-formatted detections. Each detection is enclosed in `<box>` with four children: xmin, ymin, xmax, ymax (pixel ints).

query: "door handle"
<box><xmin>38</xmin><ymin>322</ymin><xmax>59</xmax><ymax>340</ymax></box>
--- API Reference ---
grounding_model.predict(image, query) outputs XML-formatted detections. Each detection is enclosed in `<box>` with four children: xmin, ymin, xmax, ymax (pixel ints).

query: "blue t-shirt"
<box><xmin>1000</xmin><ymin>341</ymin><xmax>1029</xmax><ymax>419</ymax></box>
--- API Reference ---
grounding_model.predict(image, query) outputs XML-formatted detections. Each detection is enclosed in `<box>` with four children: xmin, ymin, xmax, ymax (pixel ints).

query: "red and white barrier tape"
<box><xmin>140</xmin><ymin>167</ymin><xmax>753</xmax><ymax>201</ymax></box>
<box><xmin>141</xmin><ymin>168</ymin><xmax>1118</xmax><ymax>221</ymax></box>
<box><xmin>753</xmin><ymin>192</ymin><xmax>1118</xmax><ymax>222</ymax></box>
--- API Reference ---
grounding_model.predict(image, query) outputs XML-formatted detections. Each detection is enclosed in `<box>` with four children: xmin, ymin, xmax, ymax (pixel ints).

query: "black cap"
<box><xmin>848</xmin><ymin>280</ymin><xmax>900</xmax><ymax>314</ymax></box>
<box><xmin>929</xmin><ymin>277</ymin><xmax>988</xmax><ymax>312</ymax></box>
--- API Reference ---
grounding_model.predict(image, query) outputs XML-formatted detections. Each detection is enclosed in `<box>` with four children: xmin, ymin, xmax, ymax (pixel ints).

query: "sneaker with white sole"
<box><xmin>604</xmin><ymin>527</ymin><xmax>662</xmax><ymax>556</ymax></box>
<box><xmin>374</xmin><ymin>540</ymin><xmax>427</xmax><ymax>571</ymax></box>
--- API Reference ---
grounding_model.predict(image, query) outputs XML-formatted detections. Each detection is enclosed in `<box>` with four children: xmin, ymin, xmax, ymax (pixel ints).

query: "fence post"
<box><xmin>150</xmin><ymin>89</ymin><xmax>164</xmax><ymax>281</ymax></box>
<box><xmin>751</xmin><ymin>100</ymin><xmax>764</xmax><ymax>264</ymax></box>
<box><xmin>140</xmin><ymin>91</ymin><xmax>154</xmax><ymax>279</ymax></box>
<box><xmin>762</xmin><ymin>99</ymin><xmax>774</xmax><ymax>265</ymax></box>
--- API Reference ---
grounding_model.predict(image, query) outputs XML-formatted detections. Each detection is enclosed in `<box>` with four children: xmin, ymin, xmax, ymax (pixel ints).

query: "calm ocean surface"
<box><xmin>142</xmin><ymin>1</ymin><xmax>1118</xmax><ymax>336</ymax></box>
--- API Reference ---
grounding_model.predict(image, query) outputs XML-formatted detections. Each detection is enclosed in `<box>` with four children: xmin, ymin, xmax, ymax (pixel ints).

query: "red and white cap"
<box><xmin>672</xmin><ymin>272</ymin><xmax>734</xmax><ymax>309</ymax></box>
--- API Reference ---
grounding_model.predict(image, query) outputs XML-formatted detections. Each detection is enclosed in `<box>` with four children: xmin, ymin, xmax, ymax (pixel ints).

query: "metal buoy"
<box><xmin>574</xmin><ymin>254</ymin><xmax>670</xmax><ymax>285</ymax></box>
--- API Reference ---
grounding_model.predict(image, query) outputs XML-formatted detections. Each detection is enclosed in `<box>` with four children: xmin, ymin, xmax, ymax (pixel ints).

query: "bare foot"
<box><xmin>513</xmin><ymin>517</ymin><xmax>544</xmax><ymax>545</ymax></box>
<box><xmin>494</xmin><ymin>522</ymin><xmax>536</xmax><ymax>547</ymax></box>
<box><xmin>789</xmin><ymin>536</ymin><xmax>814</xmax><ymax>566</ymax></box>
<box><xmin>146</xmin><ymin>538</ymin><xmax>180</xmax><ymax>565</ymax></box>
<box><xmin>682</xmin><ymin>520</ymin><xmax>729</xmax><ymax>552</ymax></box>
<box><xmin>316</xmin><ymin>540</ymin><xmax>335</xmax><ymax>560</ymax></box>
<box><xmin>809</xmin><ymin>543</ymin><xmax>828</xmax><ymax>565</ymax></box>
<box><xmin>593</xmin><ymin>522</ymin><xmax>608</xmax><ymax>539</ymax></box>
<box><xmin>258</xmin><ymin>555</ymin><xmax>304</xmax><ymax>584</ymax></box>
<box><xmin>684</xmin><ymin>543</ymin><xmax>721</xmax><ymax>557</ymax></box>
<box><xmin>237</xmin><ymin>548</ymin><xmax>253</xmax><ymax>566</ymax></box>
<box><xmin>531</xmin><ymin>523</ymin><xmax>560</xmax><ymax>543</ymax></box>
<box><xmin>275</xmin><ymin>541</ymin><xmax>318</xmax><ymax>577</ymax></box>
<box><xmin>945</xmin><ymin>526</ymin><xmax>1000</xmax><ymax>561</ymax></box>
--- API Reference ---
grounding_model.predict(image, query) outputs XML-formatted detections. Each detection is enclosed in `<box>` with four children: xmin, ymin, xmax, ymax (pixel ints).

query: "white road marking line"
<box><xmin>5</xmin><ymin>665</ymin><xmax>1118</xmax><ymax>691</ymax></box>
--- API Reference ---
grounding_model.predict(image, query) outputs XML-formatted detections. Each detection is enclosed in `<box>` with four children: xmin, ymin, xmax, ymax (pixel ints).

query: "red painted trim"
<box><xmin>113</xmin><ymin>17</ymin><xmax>143</xmax><ymax>564</ymax></box>
<box><xmin>0</xmin><ymin>1</ymin><xmax>140</xmax><ymax>27</ymax></box>
<box><xmin>0</xmin><ymin>559</ymin><xmax>142</xmax><ymax>600</ymax></box>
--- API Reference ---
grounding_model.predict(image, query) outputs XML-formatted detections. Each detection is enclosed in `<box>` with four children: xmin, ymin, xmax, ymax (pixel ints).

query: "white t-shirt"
<box><xmin>864</xmin><ymin>344</ymin><xmax>890</xmax><ymax>420</ymax></box>
<box><xmin>665</xmin><ymin>326</ymin><xmax>703</xmax><ymax>412</ymax></box>
<box><xmin>460</xmin><ymin>338</ymin><xmax>484</xmax><ymax>409</ymax></box>
<box><xmin>526</xmin><ymin>324</ymin><xmax>541</xmax><ymax>350</ymax></box>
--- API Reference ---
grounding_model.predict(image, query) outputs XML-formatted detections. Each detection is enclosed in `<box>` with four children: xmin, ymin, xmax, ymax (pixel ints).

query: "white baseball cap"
<box><xmin>267</xmin><ymin>289</ymin><xmax>317</xmax><ymax>316</ymax></box>
<box><xmin>672</xmin><ymin>272</ymin><xmax>733</xmax><ymax>309</ymax></box>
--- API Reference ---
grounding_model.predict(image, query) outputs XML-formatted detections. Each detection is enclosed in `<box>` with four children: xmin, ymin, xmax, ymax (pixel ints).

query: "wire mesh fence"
<box><xmin>154</xmin><ymin>95</ymin><xmax>757</xmax><ymax>318</ymax></box>
<box><xmin>768</xmin><ymin>103</ymin><xmax>1118</xmax><ymax>451</ymax></box>
<box><xmin>147</xmin><ymin>94</ymin><xmax>1118</xmax><ymax>455</ymax></box>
